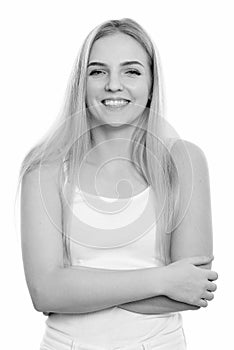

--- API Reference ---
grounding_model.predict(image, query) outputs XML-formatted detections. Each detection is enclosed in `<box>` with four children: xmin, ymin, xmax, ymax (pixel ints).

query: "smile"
<box><xmin>101</xmin><ymin>99</ymin><xmax>130</xmax><ymax>107</ymax></box>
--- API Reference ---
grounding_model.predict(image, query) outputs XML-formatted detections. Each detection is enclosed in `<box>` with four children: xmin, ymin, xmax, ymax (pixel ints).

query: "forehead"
<box><xmin>89</xmin><ymin>33</ymin><xmax>149</xmax><ymax>64</ymax></box>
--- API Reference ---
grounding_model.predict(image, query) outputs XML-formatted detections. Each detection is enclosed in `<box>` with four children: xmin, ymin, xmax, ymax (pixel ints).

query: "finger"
<box><xmin>207</xmin><ymin>282</ymin><xmax>217</xmax><ymax>292</ymax></box>
<box><xmin>202</xmin><ymin>291</ymin><xmax>214</xmax><ymax>301</ymax></box>
<box><xmin>208</xmin><ymin>271</ymin><xmax>218</xmax><ymax>281</ymax></box>
<box><xmin>198</xmin><ymin>299</ymin><xmax>208</xmax><ymax>308</ymax></box>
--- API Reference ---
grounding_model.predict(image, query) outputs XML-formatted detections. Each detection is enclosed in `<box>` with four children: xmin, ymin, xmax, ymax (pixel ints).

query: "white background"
<box><xmin>1</xmin><ymin>0</ymin><xmax>233</xmax><ymax>349</ymax></box>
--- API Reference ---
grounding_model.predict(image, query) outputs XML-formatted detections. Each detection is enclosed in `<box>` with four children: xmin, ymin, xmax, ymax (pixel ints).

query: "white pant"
<box><xmin>40</xmin><ymin>324</ymin><xmax>187</xmax><ymax>350</ymax></box>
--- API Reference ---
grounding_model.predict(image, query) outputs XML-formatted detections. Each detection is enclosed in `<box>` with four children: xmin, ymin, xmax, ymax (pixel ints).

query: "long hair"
<box><xmin>16</xmin><ymin>18</ymin><xmax>179</xmax><ymax>267</ymax></box>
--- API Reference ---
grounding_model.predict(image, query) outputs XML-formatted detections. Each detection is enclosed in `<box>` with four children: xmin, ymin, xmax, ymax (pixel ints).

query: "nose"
<box><xmin>105</xmin><ymin>71</ymin><xmax>123</xmax><ymax>91</ymax></box>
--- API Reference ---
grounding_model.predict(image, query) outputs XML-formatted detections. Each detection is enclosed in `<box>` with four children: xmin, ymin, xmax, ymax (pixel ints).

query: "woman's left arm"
<box><xmin>118</xmin><ymin>295</ymin><xmax>200</xmax><ymax>314</ymax></box>
<box><xmin>118</xmin><ymin>140</ymin><xmax>214</xmax><ymax>314</ymax></box>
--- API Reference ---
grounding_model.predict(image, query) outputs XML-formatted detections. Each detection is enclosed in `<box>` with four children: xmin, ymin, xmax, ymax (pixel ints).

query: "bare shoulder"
<box><xmin>21</xmin><ymin>161</ymin><xmax>63</xmax><ymax>232</ymax></box>
<box><xmin>170</xmin><ymin>139</ymin><xmax>211</xmax><ymax>228</ymax></box>
<box><xmin>170</xmin><ymin>139</ymin><xmax>209</xmax><ymax>178</ymax></box>
<box><xmin>21</xmin><ymin>161</ymin><xmax>62</xmax><ymax>196</ymax></box>
<box><xmin>170</xmin><ymin>138</ymin><xmax>207</xmax><ymax>161</ymax></box>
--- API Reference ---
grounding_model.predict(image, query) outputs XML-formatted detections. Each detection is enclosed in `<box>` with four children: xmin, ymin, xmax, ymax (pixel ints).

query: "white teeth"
<box><xmin>102</xmin><ymin>99</ymin><xmax>129</xmax><ymax>106</ymax></box>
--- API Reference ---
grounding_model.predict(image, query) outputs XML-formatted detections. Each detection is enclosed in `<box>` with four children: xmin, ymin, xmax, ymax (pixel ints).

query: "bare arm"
<box><xmin>117</xmin><ymin>140</ymin><xmax>215</xmax><ymax>314</ymax></box>
<box><xmin>21</xmin><ymin>164</ymin><xmax>167</xmax><ymax>314</ymax></box>
<box><xmin>117</xmin><ymin>296</ymin><xmax>200</xmax><ymax>314</ymax></box>
<box><xmin>38</xmin><ymin>265</ymin><xmax>167</xmax><ymax>314</ymax></box>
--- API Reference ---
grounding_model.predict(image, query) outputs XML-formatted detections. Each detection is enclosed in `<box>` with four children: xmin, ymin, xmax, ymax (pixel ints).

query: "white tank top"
<box><xmin>68</xmin><ymin>183</ymin><xmax>163</xmax><ymax>269</ymax></box>
<box><xmin>46</xmin><ymin>156</ymin><xmax>183</xmax><ymax>347</ymax></box>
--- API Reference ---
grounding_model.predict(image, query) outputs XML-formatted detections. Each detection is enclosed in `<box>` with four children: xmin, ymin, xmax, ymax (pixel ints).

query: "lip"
<box><xmin>100</xmin><ymin>100</ymin><xmax>131</xmax><ymax>111</ymax></box>
<box><xmin>101</xmin><ymin>98</ymin><xmax>131</xmax><ymax>103</ymax></box>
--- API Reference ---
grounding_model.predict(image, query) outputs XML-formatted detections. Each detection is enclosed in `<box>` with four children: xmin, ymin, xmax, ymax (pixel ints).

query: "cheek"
<box><xmin>132</xmin><ymin>83</ymin><xmax>150</xmax><ymax>101</ymax></box>
<box><xmin>86</xmin><ymin>81</ymin><xmax>103</xmax><ymax>100</ymax></box>
<box><xmin>86</xmin><ymin>85</ymin><xmax>96</xmax><ymax>106</ymax></box>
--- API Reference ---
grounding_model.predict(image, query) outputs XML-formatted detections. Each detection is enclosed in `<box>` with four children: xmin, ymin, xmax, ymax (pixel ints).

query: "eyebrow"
<box><xmin>87</xmin><ymin>60</ymin><xmax>144</xmax><ymax>68</ymax></box>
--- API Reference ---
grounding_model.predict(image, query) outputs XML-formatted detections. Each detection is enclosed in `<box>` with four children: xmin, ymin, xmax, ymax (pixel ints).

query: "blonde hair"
<box><xmin>16</xmin><ymin>18</ymin><xmax>179</xmax><ymax>267</ymax></box>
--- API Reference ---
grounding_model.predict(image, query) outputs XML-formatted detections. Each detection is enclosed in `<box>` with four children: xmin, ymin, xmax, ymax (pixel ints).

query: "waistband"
<box><xmin>40</xmin><ymin>324</ymin><xmax>187</xmax><ymax>350</ymax></box>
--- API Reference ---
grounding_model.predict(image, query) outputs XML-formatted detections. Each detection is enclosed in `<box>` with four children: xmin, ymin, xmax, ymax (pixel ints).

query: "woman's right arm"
<box><xmin>21</xmin><ymin>164</ymin><xmax>166</xmax><ymax>314</ymax></box>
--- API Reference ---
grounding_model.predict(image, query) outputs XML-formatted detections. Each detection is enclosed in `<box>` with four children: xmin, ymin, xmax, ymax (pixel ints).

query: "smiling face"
<box><xmin>86</xmin><ymin>32</ymin><xmax>152</xmax><ymax>127</ymax></box>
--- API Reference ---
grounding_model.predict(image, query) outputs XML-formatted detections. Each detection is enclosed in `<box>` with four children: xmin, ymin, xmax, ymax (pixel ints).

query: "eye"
<box><xmin>89</xmin><ymin>69</ymin><xmax>106</xmax><ymax>76</ymax></box>
<box><xmin>125</xmin><ymin>69</ymin><xmax>141</xmax><ymax>76</ymax></box>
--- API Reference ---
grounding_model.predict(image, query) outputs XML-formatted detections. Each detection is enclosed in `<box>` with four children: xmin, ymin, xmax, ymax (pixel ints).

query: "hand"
<box><xmin>161</xmin><ymin>256</ymin><xmax>218</xmax><ymax>308</ymax></box>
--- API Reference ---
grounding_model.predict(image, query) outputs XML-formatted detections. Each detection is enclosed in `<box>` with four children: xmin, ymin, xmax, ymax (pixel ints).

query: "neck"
<box><xmin>88</xmin><ymin>123</ymin><xmax>137</xmax><ymax>166</ymax></box>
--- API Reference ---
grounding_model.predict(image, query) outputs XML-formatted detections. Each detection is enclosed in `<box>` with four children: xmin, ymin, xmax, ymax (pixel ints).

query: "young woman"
<box><xmin>18</xmin><ymin>18</ymin><xmax>218</xmax><ymax>350</ymax></box>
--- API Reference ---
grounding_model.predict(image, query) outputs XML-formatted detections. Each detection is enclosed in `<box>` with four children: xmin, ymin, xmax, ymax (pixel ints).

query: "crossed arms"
<box><xmin>21</xmin><ymin>140</ymin><xmax>214</xmax><ymax>315</ymax></box>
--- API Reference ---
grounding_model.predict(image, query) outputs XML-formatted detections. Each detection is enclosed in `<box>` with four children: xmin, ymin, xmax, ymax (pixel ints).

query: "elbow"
<box><xmin>32</xmin><ymin>287</ymin><xmax>46</xmax><ymax>312</ymax></box>
<box><xmin>27</xmin><ymin>284</ymin><xmax>45</xmax><ymax>312</ymax></box>
<box><xmin>30</xmin><ymin>270</ymin><xmax>64</xmax><ymax>313</ymax></box>
<box><xmin>24</xmin><ymin>268</ymin><xmax>60</xmax><ymax>313</ymax></box>
<box><xmin>33</xmin><ymin>300</ymin><xmax>44</xmax><ymax>313</ymax></box>
<box><xmin>28</xmin><ymin>276</ymin><xmax>52</xmax><ymax>313</ymax></box>
<box><xmin>32</xmin><ymin>282</ymin><xmax>55</xmax><ymax>313</ymax></box>
<box><xmin>32</xmin><ymin>287</ymin><xmax>53</xmax><ymax>313</ymax></box>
